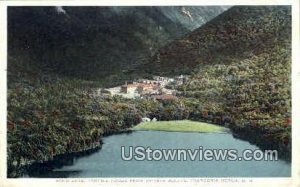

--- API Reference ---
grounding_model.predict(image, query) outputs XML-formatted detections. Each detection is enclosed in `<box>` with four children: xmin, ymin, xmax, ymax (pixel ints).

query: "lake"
<box><xmin>25</xmin><ymin>131</ymin><xmax>291</xmax><ymax>177</ymax></box>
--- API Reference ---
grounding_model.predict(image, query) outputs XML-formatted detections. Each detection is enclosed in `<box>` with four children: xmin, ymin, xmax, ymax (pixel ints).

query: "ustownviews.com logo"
<box><xmin>121</xmin><ymin>146</ymin><xmax>278</xmax><ymax>161</ymax></box>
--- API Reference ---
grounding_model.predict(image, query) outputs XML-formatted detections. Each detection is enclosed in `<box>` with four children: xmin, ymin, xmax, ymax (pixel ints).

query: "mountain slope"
<box><xmin>8</xmin><ymin>6</ymin><xmax>228</xmax><ymax>83</ymax></box>
<box><xmin>145</xmin><ymin>6</ymin><xmax>291</xmax><ymax>155</ymax></box>
<box><xmin>145</xmin><ymin>6</ymin><xmax>291</xmax><ymax>75</ymax></box>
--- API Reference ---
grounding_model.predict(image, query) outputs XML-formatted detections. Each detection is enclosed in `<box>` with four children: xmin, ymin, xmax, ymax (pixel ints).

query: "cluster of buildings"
<box><xmin>101</xmin><ymin>75</ymin><xmax>189</xmax><ymax>100</ymax></box>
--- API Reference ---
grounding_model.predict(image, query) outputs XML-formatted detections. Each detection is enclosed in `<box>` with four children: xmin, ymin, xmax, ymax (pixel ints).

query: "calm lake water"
<box><xmin>26</xmin><ymin>131</ymin><xmax>291</xmax><ymax>177</ymax></box>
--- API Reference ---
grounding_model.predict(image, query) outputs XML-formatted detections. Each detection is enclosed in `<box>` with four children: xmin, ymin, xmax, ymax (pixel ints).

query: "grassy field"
<box><xmin>132</xmin><ymin>120</ymin><xmax>227</xmax><ymax>133</ymax></box>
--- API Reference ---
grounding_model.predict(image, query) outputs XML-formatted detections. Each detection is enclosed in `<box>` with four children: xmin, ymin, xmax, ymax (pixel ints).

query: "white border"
<box><xmin>0</xmin><ymin>0</ymin><xmax>299</xmax><ymax>187</ymax></box>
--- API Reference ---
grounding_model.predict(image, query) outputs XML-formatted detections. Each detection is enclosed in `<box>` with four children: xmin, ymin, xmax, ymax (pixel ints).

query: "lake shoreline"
<box><xmin>12</xmin><ymin>120</ymin><xmax>290</xmax><ymax>177</ymax></box>
<box><xmin>24</xmin><ymin>131</ymin><xmax>291</xmax><ymax>178</ymax></box>
<box><xmin>17</xmin><ymin>129</ymin><xmax>134</xmax><ymax>178</ymax></box>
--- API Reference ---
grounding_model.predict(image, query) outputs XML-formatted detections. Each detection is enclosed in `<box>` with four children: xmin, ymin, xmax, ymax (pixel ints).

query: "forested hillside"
<box><xmin>146</xmin><ymin>6</ymin><xmax>291</xmax><ymax>154</ymax></box>
<box><xmin>146</xmin><ymin>6</ymin><xmax>290</xmax><ymax>75</ymax></box>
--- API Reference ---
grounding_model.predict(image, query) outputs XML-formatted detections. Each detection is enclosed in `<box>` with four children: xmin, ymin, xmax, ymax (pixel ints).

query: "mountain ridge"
<box><xmin>143</xmin><ymin>6</ymin><xmax>291</xmax><ymax>76</ymax></box>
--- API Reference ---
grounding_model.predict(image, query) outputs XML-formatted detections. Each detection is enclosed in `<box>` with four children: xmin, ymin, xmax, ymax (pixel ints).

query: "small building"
<box><xmin>121</xmin><ymin>83</ymin><xmax>138</xmax><ymax>94</ymax></box>
<box><xmin>137</xmin><ymin>83</ymin><xmax>159</xmax><ymax>94</ymax></box>
<box><xmin>175</xmin><ymin>75</ymin><xmax>190</xmax><ymax>85</ymax></box>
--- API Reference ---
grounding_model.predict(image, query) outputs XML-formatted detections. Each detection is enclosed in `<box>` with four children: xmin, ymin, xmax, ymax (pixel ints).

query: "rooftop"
<box><xmin>121</xmin><ymin>84</ymin><xmax>139</xmax><ymax>88</ymax></box>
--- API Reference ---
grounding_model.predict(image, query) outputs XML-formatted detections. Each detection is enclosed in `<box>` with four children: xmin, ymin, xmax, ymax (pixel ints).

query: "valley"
<box><xmin>7</xmin><ymin>5</ymin><xmax>291</xmax><ymax>178</ymax></box>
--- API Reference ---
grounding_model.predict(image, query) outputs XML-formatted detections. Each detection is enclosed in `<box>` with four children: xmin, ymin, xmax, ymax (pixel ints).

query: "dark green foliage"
<box><xmin>8</xmin><ymin>6</ymin><xmax>227</xmax><ymax>81</ymax></box>
<box><xmin>144</xmin><ymin>6</ymin><xmax>291</xmax><ymax>75</ymax></box>
<box><xmin>141</xmin><ymin>6</ymin><xmax>291</xmax><ymax>157</ymax></box>
<box><xmin>7</xmin><ymin>81</ymin><xmax>138</xmax><ymax>177</ymax></box>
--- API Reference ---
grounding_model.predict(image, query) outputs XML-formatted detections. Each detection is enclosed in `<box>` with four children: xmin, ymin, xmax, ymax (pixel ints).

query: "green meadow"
<box><xmin>132</xmin><ymin>120</ymin><xmax>227</xmax><ymax>133</ymax></box>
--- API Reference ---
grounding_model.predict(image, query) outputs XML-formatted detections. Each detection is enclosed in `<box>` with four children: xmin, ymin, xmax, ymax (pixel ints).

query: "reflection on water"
<box><xmin>25</xmin><ymin>131</ymin><xmax>291</xmax><ymax>178</ymax></box>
